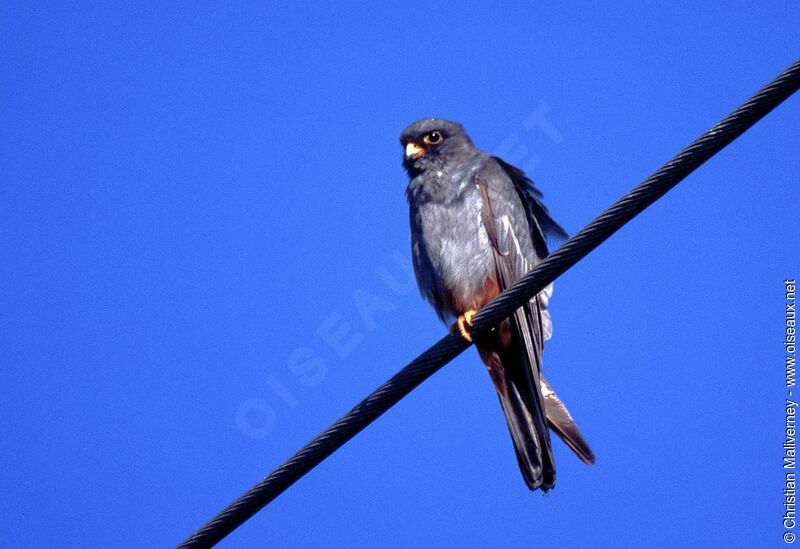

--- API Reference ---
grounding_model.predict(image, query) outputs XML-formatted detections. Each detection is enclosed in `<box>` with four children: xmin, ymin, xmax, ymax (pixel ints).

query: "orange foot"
<box><xmin>453</xmin><ymin>309</ymin><xmax>477</xmax><ymax>342</ymax></box>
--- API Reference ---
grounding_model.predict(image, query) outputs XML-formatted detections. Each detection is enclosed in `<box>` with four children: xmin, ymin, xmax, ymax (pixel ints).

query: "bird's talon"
<box><xmin>456</xmin><ymin>310</ymin><xmax>476</xmax><ymax>342</ymax></box>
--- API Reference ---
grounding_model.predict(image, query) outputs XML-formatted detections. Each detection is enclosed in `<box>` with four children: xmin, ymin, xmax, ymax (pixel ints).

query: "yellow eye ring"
<box><xmin>423</xmin><ymin>131</ymin><xmax>443</xmax><ymax>145</ymax></box>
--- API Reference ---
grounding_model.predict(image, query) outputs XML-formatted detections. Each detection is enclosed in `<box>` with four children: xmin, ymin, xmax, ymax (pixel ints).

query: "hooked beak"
<box><xmin>405</xmin><ymin>142</ymin><xmax>424</xmax><ymax>160</ymax></box>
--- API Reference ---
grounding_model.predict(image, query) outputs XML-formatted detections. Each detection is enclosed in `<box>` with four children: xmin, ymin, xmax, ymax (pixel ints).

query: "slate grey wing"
<box><xmin>492</xmin><ymin>158</ymin><xmax>595</xmax><ymax>466</ymax></box>
<box><xmin>474</xmin><ymin>160</ymin><xmax>557</xmax><ymax>490</ymax></box>
<box><xmin>475</xmin><ymin>158</ymin><xmax>595</xmax><ymax>490</ymax></box>
<box><xmin>492</xmin><ymin>156</ymin><xmax>568</xmax><ymax>257</ymax></box>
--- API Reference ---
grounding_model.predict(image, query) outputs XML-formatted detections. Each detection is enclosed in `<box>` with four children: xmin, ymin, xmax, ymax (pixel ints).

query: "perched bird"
<box><xmin>402</xmin><ymin>118</ymin><xmax>594</xmax><ymax>491</ymax></box>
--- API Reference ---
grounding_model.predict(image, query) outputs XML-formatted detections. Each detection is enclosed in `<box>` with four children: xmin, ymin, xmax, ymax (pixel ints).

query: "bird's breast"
<box><xmin>415</xmin><ymin>187</ymin><xmax>497</xmax><ymax>316</ymax></box>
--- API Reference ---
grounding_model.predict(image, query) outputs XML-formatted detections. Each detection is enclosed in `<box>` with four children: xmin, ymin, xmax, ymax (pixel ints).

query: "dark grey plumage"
<box><xmin>401</xmin><ymin>118</ymin><xmax>593</xmax><ymax>491</ymax></box>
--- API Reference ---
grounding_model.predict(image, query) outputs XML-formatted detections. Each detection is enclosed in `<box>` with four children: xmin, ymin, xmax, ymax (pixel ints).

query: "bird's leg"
<box><xmin>451</xmin><ymin>309</ymin><xmax>477</xmax><ymax>342</ymax></box>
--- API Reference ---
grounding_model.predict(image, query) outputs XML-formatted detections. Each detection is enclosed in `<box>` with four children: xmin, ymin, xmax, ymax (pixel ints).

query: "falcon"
<box><xmin>402</xmin><ymin>118</ymin><xmax>594</xmax><ymax>491</ymax></box>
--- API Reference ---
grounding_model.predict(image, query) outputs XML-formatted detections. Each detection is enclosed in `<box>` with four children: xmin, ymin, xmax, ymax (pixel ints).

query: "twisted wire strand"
<box><xmin>179</xmin><ymin>58</ymin><xmax>800</xmax><ymax>548</ymax></box>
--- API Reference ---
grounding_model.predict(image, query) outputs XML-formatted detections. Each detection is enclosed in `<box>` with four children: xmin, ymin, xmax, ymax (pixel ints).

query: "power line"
<box><xmin>178</xmin><ymin>58</ymin><xmax>800</xmax><ymax>548</ymax></box>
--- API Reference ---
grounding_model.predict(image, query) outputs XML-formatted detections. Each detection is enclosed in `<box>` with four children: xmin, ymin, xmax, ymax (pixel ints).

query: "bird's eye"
<box><xmin>423</xmin><ymin>131</ymin><xmax>443</xmax><ymax>145</ymax></box>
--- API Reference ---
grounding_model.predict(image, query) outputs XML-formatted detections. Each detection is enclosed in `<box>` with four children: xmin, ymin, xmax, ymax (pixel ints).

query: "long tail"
<box><xmin>478</xmin><ymin>301</ymin><xmax>595</xmax><ymax>489</ymax></box>
<box><xmin>477</xmin><ymin>303</ymin><xmax>556</xmax><ymax>491</ymax></box>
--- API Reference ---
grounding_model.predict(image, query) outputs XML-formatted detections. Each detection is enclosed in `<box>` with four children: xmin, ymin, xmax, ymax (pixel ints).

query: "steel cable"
<box><xmin>179</xmin><ymin>58</ymin><xmax>800</xmax><ymax>548</ymax></box>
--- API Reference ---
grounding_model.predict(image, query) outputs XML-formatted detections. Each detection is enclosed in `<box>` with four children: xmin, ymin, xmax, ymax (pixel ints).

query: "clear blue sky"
<box><xmin>2</xmin><ymin>3</ymin><xmax>798</xmax><ymax>547</ymax></box>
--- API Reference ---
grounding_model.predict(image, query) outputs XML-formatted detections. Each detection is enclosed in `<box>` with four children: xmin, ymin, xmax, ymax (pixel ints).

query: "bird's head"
<box><xmin>400</xmin><ymin>118</ymin><xmax>475</xmax><ymax>176</ymax></box>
